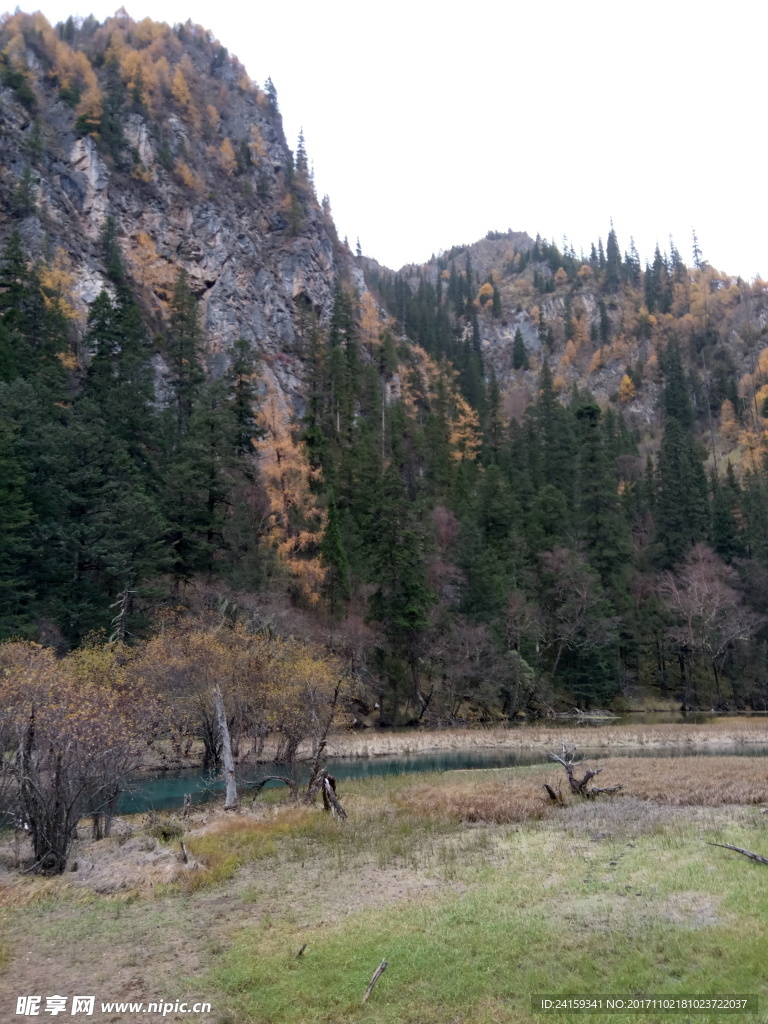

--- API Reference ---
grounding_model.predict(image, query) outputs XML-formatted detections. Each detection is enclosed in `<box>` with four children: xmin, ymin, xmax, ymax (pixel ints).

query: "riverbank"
<box><xmin>323</xmin><ymin>717</ymin><xmax>768</xmax><ymax>758</ymax></box>
<box><xmin>2</xmin><ymin>756</ymin><xmax>768</xmax><ymax>1022</ymax></box>
<box><xmin>138</xmin><ymin>718</ymin><xmax>768</xmax><ymax>774</ymax></box>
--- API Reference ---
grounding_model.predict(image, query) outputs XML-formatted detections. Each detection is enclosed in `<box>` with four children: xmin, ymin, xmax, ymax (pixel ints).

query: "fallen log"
<box><xmin>708</xmin><ymin>842</ymin><xmax>768</xmax><ymax>865</ymax></box>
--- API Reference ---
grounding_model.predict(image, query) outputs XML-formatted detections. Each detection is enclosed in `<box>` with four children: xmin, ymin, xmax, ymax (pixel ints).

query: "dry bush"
<box><xmin>399</xmin><ymin>773</ymin><xmax>552</xmax><ymax>825</ymax></box>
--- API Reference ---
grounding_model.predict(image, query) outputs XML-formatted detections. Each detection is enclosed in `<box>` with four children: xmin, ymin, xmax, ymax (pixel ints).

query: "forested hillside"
<box><xmin>3</xmin><ymin>11</ymin><xmax>768</xmax><ymax>718</ymax></box>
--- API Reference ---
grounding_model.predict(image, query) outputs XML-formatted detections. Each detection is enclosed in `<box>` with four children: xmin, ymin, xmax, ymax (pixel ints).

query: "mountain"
<box><xmin>3</xmin><ymin>11</ymin><xmax>768</xmax><ymax>717</ymax></box>
<box><xmin>0</xmin><ymin>10</ymin><xmax>350</xmax><ymax>402</ymax></box>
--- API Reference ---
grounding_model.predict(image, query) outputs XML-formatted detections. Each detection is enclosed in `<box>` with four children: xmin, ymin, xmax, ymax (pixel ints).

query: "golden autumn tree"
<box><xmin>218</xmin><ymin>137</ymin><xmax>237</xmax><ymax>175</ymax></box>
<box><xmin>358</xmin><ymin>291</ymin><xmax>383</xmax><ymax>355</ymax></box>
<box><xmin>619</xmin><ymin>373</ymin><xmax>637</xmax><ymax>403</ymax></box>
<box><xmin>719</xmin><ymin>399</ymin><xmax>739</xmax><ymax>445</ymax></box>
<box><xmin>256</xmin><ymin>379</ymin><xmax>326</xmax><ymax>602</ymax></box>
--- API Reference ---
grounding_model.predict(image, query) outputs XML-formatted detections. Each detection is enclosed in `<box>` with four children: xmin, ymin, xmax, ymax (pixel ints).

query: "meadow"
<box><xmin>2</xmin><ymin>751</ymin><xmax>768</xmax><ymax>1023</ymax></box>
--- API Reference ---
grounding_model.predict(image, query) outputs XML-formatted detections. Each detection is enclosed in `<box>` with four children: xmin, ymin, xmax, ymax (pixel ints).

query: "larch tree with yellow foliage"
<box><xmin>256</xmin><ymin>379</ymin><xmax>326</xmax><ymax>604</ymax></box>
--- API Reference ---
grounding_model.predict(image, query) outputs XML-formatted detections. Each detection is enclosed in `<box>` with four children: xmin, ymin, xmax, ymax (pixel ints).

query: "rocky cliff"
<box><xmin>0</xmin><ymin>11</ymin><xmax>352</xmax><ymax>411</ymax></box>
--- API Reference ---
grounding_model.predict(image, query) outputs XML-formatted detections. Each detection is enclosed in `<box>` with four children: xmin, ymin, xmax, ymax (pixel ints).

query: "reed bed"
<box><xmin>323</xmin><ymin>718</ymin><xmax>768</xmax><ymax>758</ymax></box>
<box><xmin>397</xmin><ymin>753</ymin><xmax>768</xmax><ymax>826</ymax></box>
<box><xmin>595</xmin><ymin>755</ymin><xmax>768</xmax><ymax>805</ymax></box>
<box><xmin>399</xmin><ymin>773</ymin><xmax>553</xmax><ymax>824</ymax></box>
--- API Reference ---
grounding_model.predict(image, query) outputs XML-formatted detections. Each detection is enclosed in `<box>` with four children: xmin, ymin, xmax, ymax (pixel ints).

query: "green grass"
<box><xmin>202</xmin><ymin>771</ymin><xmax>768</xmax><ymax>1024</ymax></box>
<box><xmin>3</xmin><ymin>763</ymin><xmax>768</xmax><ymax>1023</ymax></box>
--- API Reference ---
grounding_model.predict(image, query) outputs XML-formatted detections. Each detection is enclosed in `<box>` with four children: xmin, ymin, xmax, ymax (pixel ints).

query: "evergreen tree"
<box><xmin>166</xmin><ymin>269</ymin><xmax>205</xmax><ymax>443</ymax></box>
<box><xmin>321</xmin><ymin>492</ymin><xmax>351</xmax><ymax>617</ymax></box>
<box><xmin>662</xmin><ymin>338</ymin><xmax>694</xmax><ymax>429</ymax></box>
<box><xmin>227</xmin><ymin>337</ymin><xmax>263</xmax><ymax>457</ymax></box>
<box><xmin>533</xmin><ymin>360</ymin><xmax>575</xmax><ymax>497</ymax></box>
<box><xmin>0</xmin><ymin>418</ymin><xmax>33</xmax><ymax>637</ymax></box>
<box><xmin>11</xmin><ymin>165</ymin><xmax>36</xmax><ymax>217</ymax></box>
<box><xmin>574</xmin><ymin>399</ymin><xmax>632</xmax><ymax>591</ymax></box>
<box><xmin>605</xmin><ymin>227</ymin><xmax>622</xmax><ymax>291</ymax></box>
<box><xmin>367</xmin><ymin>464</ymin><xmax>434</xmax><ymax>703</ymax></box>
<box><xmin>491</xmin><ymin>280</ymin><xmax>502</xmax><ymax>318</ymax></box>
<box><xmin>711</xmin><ymin>467</ymin><xmax>743</xmax><ymax>561</ymax></box>
<box><xmin>512</xmin><ymin>328</ymin><xmax>529</xmax><ymax>370</ymax></box>
<box><xmin>656</xmin><ymin>417</ymin><xmax>709</xmax><ymax>563</ymax></box>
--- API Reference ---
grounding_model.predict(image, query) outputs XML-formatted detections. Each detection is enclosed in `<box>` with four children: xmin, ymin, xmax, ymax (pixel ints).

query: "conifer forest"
<box><xmin>2</xmin><ymin>9</ymin><xmax>768</xmax><ymax>730</ymax></box>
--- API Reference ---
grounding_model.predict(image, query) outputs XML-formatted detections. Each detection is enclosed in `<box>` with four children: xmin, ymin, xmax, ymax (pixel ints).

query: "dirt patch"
<box><xmin>546</xmin><ymin>889</ymin><xmax>722</xmax><ymax>935</ymax></box>
<box><xmin>656</xmin><ymin>891</ymin><xmax>721</xmax><ymax>929</ymax></box>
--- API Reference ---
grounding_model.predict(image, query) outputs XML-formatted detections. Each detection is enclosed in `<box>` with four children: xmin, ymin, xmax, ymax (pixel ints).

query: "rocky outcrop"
<box><xmin>0</xmin><ymin>26</ymin><xmax>350</xmax><ymax>413</ymax></box>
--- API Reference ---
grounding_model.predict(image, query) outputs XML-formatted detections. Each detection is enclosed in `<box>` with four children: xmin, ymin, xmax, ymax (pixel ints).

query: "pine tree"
<box><xmin>227</xmin><ymin>337</ymin><xmax>263</xmax><ymax>457</ymax></box>
<box><xmin>0</xmin><ymin>418</ymin><xmax>33</xmax><ymax>637</ymax></box>
<box><xmin>534</xmin><ymin>360</ymin><xmax>575</xmax><ymax>497</ymax></box>
<box><xmin>512</xmin><ymin>328</ymin><xmax>529</xmax><ymax>370</ymax></box>
<box><xmin>711</xmin><ymin>467</ymin><xmax>743</xmax><ymax>561</ymax></box>
<box><xmin>605</xmin><ymin>226</ymin><xmax>622</xmax><ymax>291</ymax></box>
<box><xmin>574</xmin><ymin>399</ymin><xmax>632</xmax><ymax>590</ymax></box>
<box><xmin>656</xmin><ymin>417</ymin><xmax>709</xmax><ymax>563</ymax></box>
<box><xmin>662</xmin><ymin>338</ymin><xmax>694</xmax><ymax>430</ymax></box>
<box><xmin>491</xmin><ymin>280</ymin><xmax>502</xmax><ymax>318</ymax></box>
<box><xmin>166</xmin><ymin>269</ymin><xmax>205</xmax><ymax>443</ymax></box>
<box><xmin>321</xmin><ymin>492</ymin><xmax>351</xmax><ymax>617</ymax></box>
<box><xmin>367</xmin><ymin>465</ymin><xmax>434</xmax><ymax>695</ymax></box>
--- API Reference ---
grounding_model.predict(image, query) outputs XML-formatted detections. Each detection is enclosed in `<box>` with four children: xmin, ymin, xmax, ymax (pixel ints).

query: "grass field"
<box><xmin>2</xmin><ymin>757</ymin><xmax>768</xmax><ymax>1023</ymax></box>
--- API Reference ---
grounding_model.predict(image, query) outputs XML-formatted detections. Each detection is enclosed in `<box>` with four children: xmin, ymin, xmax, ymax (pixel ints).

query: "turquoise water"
<box><xmin>117</xmin><ymin>731</ymin><xmax>768</xmax><ymax>814</ymax></box>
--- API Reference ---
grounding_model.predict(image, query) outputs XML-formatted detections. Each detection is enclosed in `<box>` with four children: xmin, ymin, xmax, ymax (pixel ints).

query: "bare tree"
<box><xmin>0</xmin><ymin>642</ymin><xmax>153</xmax><ymax>874</ymax></box>
<box><xmin>537</xmin><ymin>548</ymin><xmax>619</xmax><ymax>681</ymax></box>
<box><xmin>658</xmin><ymin>544</ymin><xmax>763</xmax><ymax>703</ymax></box>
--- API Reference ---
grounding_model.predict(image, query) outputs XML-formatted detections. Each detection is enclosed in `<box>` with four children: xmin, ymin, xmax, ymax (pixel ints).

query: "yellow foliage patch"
<box><xmin>218</xmin><ymin>137</ymin><xmax>237</xmax><ymax>176</ymax></box>
<box><xmin>175</xmin><ymin>160</ymin><xmax>204</xmax><ymax>192</ymax></box>
<box><xmin>619</xmin><ymin>373</ymin><xmax>636</xmax><ymax>403</ymax></box>
<box><xmin>39</xmin><ymin>250</ymin><xmax>80</xmax><ymax>321</ymax></box>
<box><xmin>255</xmin><ymin>381</ymin><xmax>326</xmax><ymax>603</ymax></box>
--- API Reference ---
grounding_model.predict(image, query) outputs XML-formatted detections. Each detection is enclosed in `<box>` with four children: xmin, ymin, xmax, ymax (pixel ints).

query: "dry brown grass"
<box><xmin>396</xmin><ymin>752</ymin><xmax>768</xmax><ymax>826</ymax></box>
<box><xmin>398</xmin><ymin>773</ymin><xmax>553</xmax><ymax>824</ymax></box>
<box><xmin>591</xmin><ymin>755</ymin><xmax>768</xmax><ymax>805</ymax></box>
<box><xmin>324</xmin><ymin>719</ymin><xmax>768</xmax><ymax>758</ymax></box>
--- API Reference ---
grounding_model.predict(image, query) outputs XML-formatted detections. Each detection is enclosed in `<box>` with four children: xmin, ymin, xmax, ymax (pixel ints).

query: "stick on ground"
<box><xmin>362</xmin><ymin>960</ymin><xmax>388</xmax><ymax>1004</ymax></box>
<box><xmin>708</xmin><ymin>842</ymin><xmax>768</xmax><ymax>865</ymax></box>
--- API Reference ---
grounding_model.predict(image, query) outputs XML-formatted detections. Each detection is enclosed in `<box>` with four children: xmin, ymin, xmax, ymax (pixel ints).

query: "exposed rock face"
<box><xmin>0</xmin><ymin>27</ymin><xmax>349</xmax><ymax>411</ymax></box>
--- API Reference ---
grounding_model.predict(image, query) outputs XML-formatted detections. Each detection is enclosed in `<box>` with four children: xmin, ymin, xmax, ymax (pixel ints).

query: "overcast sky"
<box><xmin>17</xmin><ymin>0</ymin><xmax>767</xmax><ymax>278</ymax></box>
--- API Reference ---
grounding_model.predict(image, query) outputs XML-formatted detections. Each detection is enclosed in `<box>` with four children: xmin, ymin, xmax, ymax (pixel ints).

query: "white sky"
<box><xmin>16</xmin><ymin>0</ymin><xmax>768</xmax><ymax>278</ymax></box>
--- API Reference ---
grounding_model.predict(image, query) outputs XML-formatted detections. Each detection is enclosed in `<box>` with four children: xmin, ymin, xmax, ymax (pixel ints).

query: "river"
<box><xmin>117</xmin><ymin>713</ymin><xmax>768</xmax><ymax>814</ymax></box>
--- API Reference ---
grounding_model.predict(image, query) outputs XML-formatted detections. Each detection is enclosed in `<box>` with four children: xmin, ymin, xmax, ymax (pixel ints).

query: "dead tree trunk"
<box><xmin>547</xmin><ymin>744</ymin><xmax>622</xmax><ymax>797</ymax></box>
<box><xmin>214</xmin><ymin>686</ymin><xmax>238</xmax><ymax>810</ymax></box>
<box><xmin>320</xmin><ymin>771</ymin><xmax>347</xmax><ymax>819</ymax></box>
<box><xmin>305</xmin><ymin>739</ymin><xmax>327</xmax><ymax>805</ymax></box>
